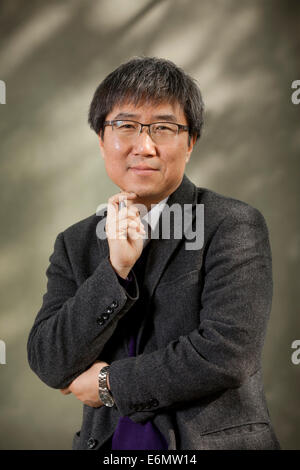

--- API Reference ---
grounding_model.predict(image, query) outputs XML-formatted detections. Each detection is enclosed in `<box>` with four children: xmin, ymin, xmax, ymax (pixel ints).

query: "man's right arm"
<box><xmin>27</xmin><ymin>231</ymin><xmax>139</xmax><ymax>390</ymax></box>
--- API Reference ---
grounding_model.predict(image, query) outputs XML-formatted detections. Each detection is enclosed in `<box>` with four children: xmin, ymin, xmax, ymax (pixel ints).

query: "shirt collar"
<box><xmin>142</xmin><ymin>196</ymin><xmax>169</xmax><ymax>232</ymax></box>
<box><xmin>140</xmin><ymin>196</ymin><xmax>168</xmax><ymax>248</ymax></box>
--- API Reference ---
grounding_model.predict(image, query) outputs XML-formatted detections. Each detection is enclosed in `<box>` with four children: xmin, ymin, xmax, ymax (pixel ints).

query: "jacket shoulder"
<box><xmin>196</xmin><ymin>187</ymin><xmax>267</xmax><ymax>226</ymax></box>
<box><xmin>59</xmin><ymin>212</ymin><xmax>100</xmax><ymax>247</ymax></box>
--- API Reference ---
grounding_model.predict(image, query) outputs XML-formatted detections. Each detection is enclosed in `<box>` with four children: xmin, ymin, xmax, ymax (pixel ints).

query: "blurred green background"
<box><xmin>0</xmin><ymin>0</ymin><xmax>299</xmax><ymax>450</ymax></box>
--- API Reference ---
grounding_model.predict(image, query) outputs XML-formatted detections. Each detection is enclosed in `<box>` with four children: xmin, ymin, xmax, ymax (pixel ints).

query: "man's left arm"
<box><xmin>60</xmin><ymin>272</ymin><xmax>133</xmax><ymax>407</ymax></box>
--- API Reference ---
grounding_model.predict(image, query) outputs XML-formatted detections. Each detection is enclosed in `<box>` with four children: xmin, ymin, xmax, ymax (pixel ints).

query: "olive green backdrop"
<box><xmin>0</xmin><ymin>0</ymin><xmax>299</xmax><ymax>449</ymax></box>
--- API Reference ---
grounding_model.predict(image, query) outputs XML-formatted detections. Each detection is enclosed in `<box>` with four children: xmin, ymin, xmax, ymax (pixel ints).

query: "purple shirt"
<box><xmin>110</xmin><ymin>273</ymin><xmax>168</xmax><ymax>450</ymax></box>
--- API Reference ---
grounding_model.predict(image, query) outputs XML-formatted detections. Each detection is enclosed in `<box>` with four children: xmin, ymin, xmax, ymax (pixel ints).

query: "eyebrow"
<box><xmin>113</xmin><ymin>113</ymin><xmax>138</xmax><ymax>120</ymax></box>
<box><xmin>113</xmin><ymin>112</ymin><xmax>178</xmax><ymax>122</ymax></box>
<box><xmin>152</xmin><ymin>114</ymin><xmax>177</xmax><ymax>122</ymax></box>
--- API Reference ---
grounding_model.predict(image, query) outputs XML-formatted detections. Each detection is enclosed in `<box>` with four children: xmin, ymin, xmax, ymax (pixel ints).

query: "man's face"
<box><xmin>98</xmin><ymin>100</ymin><xmax>196</xmax><ymax>209</ymax></box>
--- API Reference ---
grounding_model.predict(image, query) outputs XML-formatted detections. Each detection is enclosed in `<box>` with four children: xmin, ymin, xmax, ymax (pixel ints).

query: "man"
<box><xmin>27</xmin><ymin>57</ymin><xmax>281</xmax><ymax>450</ymax></box>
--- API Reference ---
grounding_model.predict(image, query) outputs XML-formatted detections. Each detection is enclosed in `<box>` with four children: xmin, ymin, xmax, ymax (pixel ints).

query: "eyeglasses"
<box><xmin>103</xmin><ymin>120</ymin><xmax>189</xmax><ymax>144</ymax></box>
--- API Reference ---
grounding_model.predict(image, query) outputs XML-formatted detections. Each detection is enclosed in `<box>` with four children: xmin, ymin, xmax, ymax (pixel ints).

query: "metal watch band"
<box><xmin>98</xmin><ymin>365</ymin><xmax>115</xmax><ymax>407</ymax></box>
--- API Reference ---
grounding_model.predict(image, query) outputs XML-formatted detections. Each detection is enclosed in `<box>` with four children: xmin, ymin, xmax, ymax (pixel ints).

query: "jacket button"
<box><xmin>102</xmin><ymin>313</ymin><xmax>109</xmax><ymax>320</ymax></box>
<box><xmin>106</xmin><ymin>307</ymin><xmax>113</xmax><ymax>314</ymax></box>
<box><xmin>149</xmin><ymin>399</ymin><xmax>159</xmax><ymax>407</ymax></box>
<box><xmin>110</xmin><ymin>300</ymin><xmax>118</xmax><ymax>308</ymax></box>
<box><xmin>96</xmin><ymin>317</ymin><xmax>104</xmax><ymax>325</ymax></box>
<box><xmin>87</xmin><ymin>437</ymin><xmax>98</xmax><ymax>449</ymax></box>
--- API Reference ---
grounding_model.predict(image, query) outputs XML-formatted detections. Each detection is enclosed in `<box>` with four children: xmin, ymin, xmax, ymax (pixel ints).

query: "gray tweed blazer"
<box><xmin>27</xmin><ymin>174</ymin><xmax>281</xmax><ymax>450</ymax></box>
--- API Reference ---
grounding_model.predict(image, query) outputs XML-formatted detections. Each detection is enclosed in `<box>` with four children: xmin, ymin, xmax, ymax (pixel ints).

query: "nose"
<box><xmin>132</xmin><ymin>126</ymin><xmax>156</xmax><ymax>155</ymax></box>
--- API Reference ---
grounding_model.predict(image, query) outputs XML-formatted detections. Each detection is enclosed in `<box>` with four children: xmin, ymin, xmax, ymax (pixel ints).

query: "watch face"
<box><xmin>99</xmin><ymin>392</ymin><xmax>114</xmax><ymax>407</ymax></box>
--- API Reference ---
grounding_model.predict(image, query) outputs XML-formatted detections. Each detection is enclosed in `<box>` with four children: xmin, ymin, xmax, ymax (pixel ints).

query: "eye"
<box><xmin>153</xmin><ymin>123</ymin><xmax>176</xmax><ymax>133</ymax></box>
<box><xmin>117</xmin><ymin>123</ymin><xmax>136</xmax><ymax>129</ymax></box>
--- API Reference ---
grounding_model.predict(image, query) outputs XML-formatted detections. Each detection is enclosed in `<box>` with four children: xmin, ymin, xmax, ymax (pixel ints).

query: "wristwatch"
<box><xmin>98</xmin><ymin>365</ymin><xmax>115</xmax><ymax>407</ymax></box>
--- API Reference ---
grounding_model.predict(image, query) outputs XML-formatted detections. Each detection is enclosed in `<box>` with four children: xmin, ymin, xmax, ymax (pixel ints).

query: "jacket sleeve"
<box><xmin>27</xmin><ymin>231</ymin><xmax>139</xmax><ymax>389</ymax></box>
<box><xmin>108</xmin><ymin>206</ymin><xmax>273</xmax><ymax>423</ymax></box>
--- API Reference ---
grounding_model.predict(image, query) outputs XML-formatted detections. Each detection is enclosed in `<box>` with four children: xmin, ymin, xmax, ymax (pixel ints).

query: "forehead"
<box><xmin>106</xmin><ymin>100</ymin><xmax>187</xmax><ymax>123</ymax></box>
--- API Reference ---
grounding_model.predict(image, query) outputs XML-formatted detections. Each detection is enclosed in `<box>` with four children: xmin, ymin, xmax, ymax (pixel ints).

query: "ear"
<box><xmin>186</xmin><ymin>134</ymin><xmax>197</xmax><ymax>163</ymax></box>
<box><xmin>98</xmin><ymin>133</ymin><xmax>105</xmax><ymax>159</ymax></box>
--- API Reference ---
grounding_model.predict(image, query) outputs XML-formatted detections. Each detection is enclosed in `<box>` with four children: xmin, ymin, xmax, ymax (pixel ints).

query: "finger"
<box><xmin>126</xmin><ymin>204</ymin><xmax>141</xmax><ymax>218</ymax></box>
<box><xmin>108</xmin><ymin>192</ymin><xmax>137</xmax><ymax>209</ymax></box>
<box><xmin>128</xmin><ymin>220</ymin><xmax>145</xmax><ymax>233</ymax></box>
<box><xmin>118</xmin><ymin>203</ymin><xmax>141</xmax><ymax>219</ymax></box>
<box><xmin>117</xmin><ymin>209</ymin><xmax>141</xmax><ymax>223</ymax></box>
<box><xmin>106</xmin><ymin>201</ymin><xmax>142</xmax><ymax>238</ymax></box>
<box><xmin>116</xmin><ymin>218</ymin><xmax>129</xmax><ymax>232</ymax></box>
<box><xmin>119</xmin><ymin>200</ymin><xmax>126</xmax><ymax>211</ymax></box>
<box><xmin>117</xmin><ymin>218</ymin><xmax>145</xmax><ymax>235</ymax></box>
<box><xmin>128</xmin><ymin>226</ymin><xmax>145</xmax><ymax>240</ymax></box>
<box><xmin>115</xmin><ymin>213</ymin><xmax>141</xmax><ymax>229</ymax></box>
<box><xmin>128</xmin><ymin>220</ymin><xmax>146</xmax><ymax>238</ymax></box>
<box><xmin>117</xmin><ymin>203</ymin><xmax>141</xmax><ymax>220</ymax></box>
<box><xmin>106</xmin><ymin>200</ymin><xmax>138</xmax><ymax>224</ymax></box>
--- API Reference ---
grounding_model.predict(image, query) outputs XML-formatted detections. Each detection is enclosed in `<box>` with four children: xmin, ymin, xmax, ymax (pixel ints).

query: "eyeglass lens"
<box><xmin>112</xmin><ymin>120</ymin><xmax>180</xmax><ymax>143</ymax></box>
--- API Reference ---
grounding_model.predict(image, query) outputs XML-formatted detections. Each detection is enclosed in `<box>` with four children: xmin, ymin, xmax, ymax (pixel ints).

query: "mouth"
<box><xmin>129</xmin><ymin>166</ymin><xmax>159</xmax><ymax>174</ymax></box>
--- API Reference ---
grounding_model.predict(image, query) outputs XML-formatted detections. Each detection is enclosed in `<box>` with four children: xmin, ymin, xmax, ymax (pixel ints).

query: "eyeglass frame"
<box><xmin>102</xmin><ymin>119</ymin><xmax>190</xmax><ymax>142</ymax></box>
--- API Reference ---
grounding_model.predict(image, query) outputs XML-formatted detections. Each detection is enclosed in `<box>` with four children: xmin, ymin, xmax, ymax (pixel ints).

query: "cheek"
<box><xmin>111</xmin><ymin>140</ymin><xmax>122</xmax><ymax>152</ymax></box>
<box><xmin>102</xmin><ymin>143</ymin><xmax>121</xmax><ymax>162</ymax></box>
<box><xmin>164</xmin><ymin>149</ymin><xmax>186</xmax><ymax>172</ymax></box>
<box><xmin>103</xmin><ymin>150</ymin><xmax>129</xmax><ymax>183</ymax></box>
<box><xmin>105</xmin><ymin>157</ymin><xmax>123</xmax><ymax>178</ymax></box>
<box><xmin>103</xmin><ymin>142</ymin><xmax>127</xmax><ymax>172</ymax></box>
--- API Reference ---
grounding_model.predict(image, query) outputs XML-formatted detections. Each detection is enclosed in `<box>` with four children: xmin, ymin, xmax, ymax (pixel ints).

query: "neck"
<box><xmin>130</xmin><ymin>194</ymin><xmax>167</xmax><ymax>213</ymax></box>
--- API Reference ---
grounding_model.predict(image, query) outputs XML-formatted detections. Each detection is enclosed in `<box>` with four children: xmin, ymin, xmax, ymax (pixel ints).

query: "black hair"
<box><xmin>88</xmin><ymin>56</ymin><xmax>204</xmax><ymax>142</ymax></box>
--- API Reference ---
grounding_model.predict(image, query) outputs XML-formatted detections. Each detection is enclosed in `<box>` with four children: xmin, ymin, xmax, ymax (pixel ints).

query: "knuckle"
<box><xmin>128</xmin><ymin>207</ymin><xmax>140</xmax><ymax>217</ymax></box>
<box><xmin>129</xmin><ymin>220</ymin><xmax>137</xmax><ymax>228</ymax></box>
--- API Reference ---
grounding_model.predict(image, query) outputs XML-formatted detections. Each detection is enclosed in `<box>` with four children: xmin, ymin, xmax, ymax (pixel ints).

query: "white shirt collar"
<box><xmin>141</xmin><ymin>196</ymin><xmax>169</xmax><ymax>246</ymax></box>
<box><xmin>143</xmin><ymin>196</ymin><xmax>168</xmax><ymax>227</ymax></box>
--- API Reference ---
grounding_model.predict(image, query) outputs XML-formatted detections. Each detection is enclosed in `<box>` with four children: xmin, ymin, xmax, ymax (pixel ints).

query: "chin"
<box><xmin>131</xmin><ymin>189</ymin><xmax>154</xmax><ymax>199</ymax></box>
<box><xmin>123</xmin><ymin>182</ymin><xmax>156</xmax><ymax>197</ymax></box>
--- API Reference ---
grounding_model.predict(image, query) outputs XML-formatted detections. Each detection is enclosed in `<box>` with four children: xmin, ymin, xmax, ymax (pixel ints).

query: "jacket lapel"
<box><xmin>142</xmin><ymin>174</ymin><xmax>197</xmax><ymax>300</ymax></box>
<box><xmin>135</xmin><ymin>175</ymin><xmax>197</xmax><ymax>352</ymax></box>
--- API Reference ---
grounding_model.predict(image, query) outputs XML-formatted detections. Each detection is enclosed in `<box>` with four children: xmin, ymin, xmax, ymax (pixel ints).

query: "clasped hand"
<box><xmin>60</xmin><ymin>360</ymin><xmax>109</xmax><ymax>408</ymax></box>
